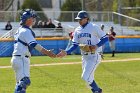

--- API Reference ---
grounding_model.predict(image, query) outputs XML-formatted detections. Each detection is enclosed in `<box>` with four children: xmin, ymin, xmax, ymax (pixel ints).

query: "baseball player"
<box><xmin>57</xmin><ymin>11</ymin><xmax>108</xmax><ymax>93</ymax></box>
<box><xmin>108</xmin><ymin>26</ymin><xmax>116</xmax><ymax>57</ymax></box>
<box><xmin>11</xmin><ymin>9</ymin><xmax>56</xmax><ymax>93</ymax></box>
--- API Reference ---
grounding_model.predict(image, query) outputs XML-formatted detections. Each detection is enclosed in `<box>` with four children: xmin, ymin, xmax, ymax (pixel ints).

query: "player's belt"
<box><xmin>83</xmin><ymin>52</ymin><xmax>102</xmax><ymax>55</ymax></box>
<box><xmin>83</xmin><ymin>52</ymin><xmax>95</xmax><ymax>55</ymax></box>
<box><xmin>13</xmin><ymin>55</ymin><xmax>29</xmax><ymax>58</ymax></box>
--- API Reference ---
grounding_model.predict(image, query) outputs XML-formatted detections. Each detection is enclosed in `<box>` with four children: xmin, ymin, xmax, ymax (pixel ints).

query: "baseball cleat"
<box><xmin>92</xmin><ymin>88</ymin><xmax>102</xmax><ymax>93</ymax></box>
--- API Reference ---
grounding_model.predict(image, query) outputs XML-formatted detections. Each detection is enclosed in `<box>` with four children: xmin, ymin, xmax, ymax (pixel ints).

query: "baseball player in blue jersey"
<box><xmin>11</xmin><ymin>9</ymin><xmax>56</xmax><ymax>93</ymax></box>
<box><xmin>57</xmin><ymin>11</ymin><xmax>108</xmax><ymax>93</ymax></box>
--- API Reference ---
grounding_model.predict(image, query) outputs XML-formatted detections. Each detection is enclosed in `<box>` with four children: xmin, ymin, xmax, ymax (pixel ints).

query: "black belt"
<box><xmin>84</xmin><ymin>52</ymin><xmax>95</xmax><ymax>55</ymax></box>
<box><xmin>83</xmin><ymin>52</ymin><xmax>102</xmax><ymax>55</ymax></box>
<box><xmin>13</xmin><ymin>55</ymin><xmax>29</xmax><ymax>58</ymax></box>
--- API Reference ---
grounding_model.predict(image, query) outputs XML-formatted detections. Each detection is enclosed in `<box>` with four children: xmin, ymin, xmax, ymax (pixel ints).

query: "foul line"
<box><xmin>0</xmin><ymin>58</ymin><xmax>140</xmax><ymax>69</ymax></box>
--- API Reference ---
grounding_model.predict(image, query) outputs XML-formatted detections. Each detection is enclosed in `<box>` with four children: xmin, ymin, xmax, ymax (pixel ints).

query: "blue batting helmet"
<box><xmin>75</xmin><ymin>11</ymin><xmax>89</xmax><ymax>20</ymax></box>
<box><xmin>20</xmin><ymin>9</ymin><xmax>38</xmax><ymax>25</ymax></box>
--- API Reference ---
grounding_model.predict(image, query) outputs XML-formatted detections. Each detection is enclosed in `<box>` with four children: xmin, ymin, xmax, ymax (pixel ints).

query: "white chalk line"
<box><xmin>0</xmin><ymin>58</ymin><xmax>140</xmax><ymax>69</ymax></box>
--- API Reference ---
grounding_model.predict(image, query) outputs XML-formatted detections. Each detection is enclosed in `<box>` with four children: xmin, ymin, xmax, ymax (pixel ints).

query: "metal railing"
<box><xmin>0</xmin><ymin>28</ymin><xmax>69</xmax><ymax>39</ymax></box>
<box><xmin>33</xmin><ymin>28</ymin><xmax>68</xmax><ymax>37</ymax></box>
<box><xmin>0</xmin><ymin>29</ymin><xmax>15</xmax><ymax>39</ymax></box>
<box><xmin>112</xmin><ymin>12</ymin><xmax>140</xmax><ymax>26</ymax></box>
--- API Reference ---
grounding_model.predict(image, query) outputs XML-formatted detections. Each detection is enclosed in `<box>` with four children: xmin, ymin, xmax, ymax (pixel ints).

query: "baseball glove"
<box><xmin>79</xmin><ymin>44</ymin><xmax>96</xmax><ymax>53</ymax></box>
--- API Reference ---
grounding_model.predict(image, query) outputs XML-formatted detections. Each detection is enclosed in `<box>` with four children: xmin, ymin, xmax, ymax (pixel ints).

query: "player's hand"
<box><xmin>56</xmin><ymin>49</ymin><xmax>67</xmax><ymax>58</ymax></box>
<box><xmin>89</xmin><ymin>45</ymin><xmax>98</xmax><ymax>54</ymax></box>
<box><xmin>89</xmin><ymin>45</ymin><xmax>98</xmax><ymax>51</ymax></box>
<box><xmin>46</xmin><ymin>49</ymin><xmax>56</xmax><ymax>58</ymax></box>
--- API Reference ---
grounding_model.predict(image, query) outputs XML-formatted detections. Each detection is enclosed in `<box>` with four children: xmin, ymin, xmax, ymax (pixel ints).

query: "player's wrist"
<box><xmin>64</xmin><ymin>50</ymin><xmax>67</xmax><ymax>55</ymax></box>
<box><xmin>41</xmin><ymin>48</ymin><xmax>51</xmax><ymax>55</ymax></box>
<box><xmin>46</xmin><ymin>49</ymin><xmax>51</xmax><ymax>54</ymax></box>
<box><xmin>95</xmin><ymin>45</ymin><xmax>98</xmax><ymax>48</ymax></box>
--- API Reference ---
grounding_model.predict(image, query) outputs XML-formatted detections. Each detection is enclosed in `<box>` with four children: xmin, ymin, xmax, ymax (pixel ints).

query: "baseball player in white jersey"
<box><xmin>11</xmin><ymin>9</ymin><xmax>56</xmax><ymax>93</ymax></box>
<box><xmin>57</xmin><ymin>11</ymin><xmax>108</xmax><ymax>93</ymax></box>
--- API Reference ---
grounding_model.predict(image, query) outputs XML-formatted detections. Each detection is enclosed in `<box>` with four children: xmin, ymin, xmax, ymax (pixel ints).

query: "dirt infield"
<box><xmin>0</xmin><ymin>58</ymin><xmax>140</xmax><ymax>69</ymax></box>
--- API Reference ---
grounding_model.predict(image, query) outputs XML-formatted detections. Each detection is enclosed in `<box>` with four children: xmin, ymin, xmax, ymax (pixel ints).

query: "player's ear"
<box><xmin>84</xmin><ymin>18</ymin><xmax>89</xmax><ymax>22</ymax></box>
<box><xmin>87</xmin><ymin>18</ymin><xmax>89</xmax><ymax>21</ymax></box>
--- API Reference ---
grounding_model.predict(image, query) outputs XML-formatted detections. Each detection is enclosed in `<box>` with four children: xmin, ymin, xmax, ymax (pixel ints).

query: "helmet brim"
<box><xmin>75</xmin><ymin>17</ymin><xmax>82</xmax><ymax>20</ymax></box>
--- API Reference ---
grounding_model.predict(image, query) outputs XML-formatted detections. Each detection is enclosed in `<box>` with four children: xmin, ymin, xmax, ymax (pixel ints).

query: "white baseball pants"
<box><xmin>11</xmin><ymin>56</ymin><xmax>30</xmax><ymax>82</ymax></box>
<box><xmin>81</xmin><ymin>53</ymin><xmax>101</xmax><ymax>84</ymax></box>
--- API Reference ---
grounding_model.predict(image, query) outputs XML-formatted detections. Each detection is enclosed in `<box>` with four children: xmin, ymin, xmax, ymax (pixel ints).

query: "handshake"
<box><xmin>44</xmin><ymin>49</ymin><xmax>67</xmax><ymax>58</ymax></box>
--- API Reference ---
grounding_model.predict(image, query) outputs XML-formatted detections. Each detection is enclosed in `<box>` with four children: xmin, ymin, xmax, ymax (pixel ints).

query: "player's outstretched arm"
<box><xmin>34</xmin><ymin>44</ymin><xmax>56</xmax><ymax>58</ymax></box>
<box><xmin>56</xmin><ymin>44</ymin><xmax>78</xmax><ymax>58</ymax></box>
<box><xmin>56</xmin><ymin>49</ymin><xmax>67</xmax><ymax>58</ymax></box>
<box><xmin>41</xmin><ymin>48</ymin><xmax>56</xmax><ymax>58</ymax></box>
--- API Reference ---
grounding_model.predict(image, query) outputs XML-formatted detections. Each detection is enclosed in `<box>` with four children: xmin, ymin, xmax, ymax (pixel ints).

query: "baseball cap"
<box><xmin>20</xmin><ymin>9</ymin><xmax>39</xmax><ymax>25</ymax></box>
<box><xmin>75</xmin><ymin>11</ymin><xmax>89</xmax><ymax>20</ymax></box>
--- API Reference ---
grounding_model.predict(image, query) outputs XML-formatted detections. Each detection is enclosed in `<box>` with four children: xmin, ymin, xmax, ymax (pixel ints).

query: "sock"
<box><xmin>90</xmin><ymin>80</ymin><xmax>100</xmax><ymax>92</ymax></box>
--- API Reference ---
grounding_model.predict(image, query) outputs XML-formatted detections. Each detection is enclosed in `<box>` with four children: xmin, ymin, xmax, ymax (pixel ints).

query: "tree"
<box><xmin>58</xmin><ymin>0</ymin><xmax>82</xmax><ymax>21</ymax></box>
<box><xmin>21</xmin><ymin>0</ymin><xmax>42</xmax><ymax>11</ymax></box>
<box><xmin>21</xmin><ymin>0</ymin><xmax>48</xmax><ymax>23</ymax></box>
<box><xmin>61</xmin><ymin>0</ymin><xmax>81</xmax><ymax>11</ymax></box>
<box><xmin>85</xmin><ymin>0</ymin><xmax>139</xmax><ymax>25</ymax></box>
<box><xmin>85</xmin><ymin>0</ymin><xmax>113</xmax><ymax>11</ymax></box>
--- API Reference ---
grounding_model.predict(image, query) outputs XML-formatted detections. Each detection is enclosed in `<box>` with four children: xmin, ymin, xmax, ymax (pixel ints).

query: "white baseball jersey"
<box><xmin>11</xmin><ymin>26</ymin><xmax>36</xmax><ymax>82</ymax></box>
<box><xmin>13</xmin><ymin>26</ymin><xmax>37</xmax><ymax>57</ymax></box>
<box><xmin>72</xmin><ymin>22</ymin><xmax>106</xmax><ymax>55</ymax></box>
<box><xmin>72</xmin><ymin>22</ymin><xmax>106</xmax><ymax>84</ymax></box>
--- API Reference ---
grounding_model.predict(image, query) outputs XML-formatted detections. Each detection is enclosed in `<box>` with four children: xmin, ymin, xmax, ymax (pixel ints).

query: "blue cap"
<box><xmin>75</xmin><ymin>11</ymin><xmax>89</xmax><ymax>20</ymax></box>
<box><xmin>20</xmin><ymin>9</ymin><xmax>38</xmax><ymax>25</ymax></box>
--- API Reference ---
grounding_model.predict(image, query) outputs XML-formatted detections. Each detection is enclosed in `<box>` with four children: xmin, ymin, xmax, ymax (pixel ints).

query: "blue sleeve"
<box><xmin>96</xmin><ymin>36</ymin><xmax>108</xmax><ymax>47</ymax></box>
<box><xmin>65</xmin><ymin>44</ymin><xmax>78</xmax><ymax>54</ymax></box>
<box><xmin>29</xmin><ymin>42</ymin><xmax>37</xmax><ymax>48</ymax></box>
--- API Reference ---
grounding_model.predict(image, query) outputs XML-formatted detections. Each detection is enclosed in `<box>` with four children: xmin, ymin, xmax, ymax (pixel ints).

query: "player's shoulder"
<box><xmin>86</xmin><ymin>22</ymin><xmax>99</xmax><ymax>30</ymax></box>
<box><xmin>75</xmin><ymin>25</ymin><xmax>82</xmax><ymax>31</ymax></box>
<box><xmin>18</xmin><ymin>26</ymin><xmax>32</xmax><ymax>36</ymax></box>
<box><xmin>89</xmin><ymin>22</ymin><xmax>99</xmax><ymax>27</ymax></box>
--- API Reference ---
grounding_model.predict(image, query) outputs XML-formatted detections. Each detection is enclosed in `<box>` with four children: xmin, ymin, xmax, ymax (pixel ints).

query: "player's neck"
<box><xmin>81</xmin><ymin>22</ymin><xmax>88</xmax><ymax>28</ymax></box>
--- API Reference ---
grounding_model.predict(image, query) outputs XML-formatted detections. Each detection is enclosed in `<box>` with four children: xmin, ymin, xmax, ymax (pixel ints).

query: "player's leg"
<box><xmin>110</xmin><ymin>41</ymin><xmax>115</xmax><ymax>57</ymax></box>
<box><xmin>15</xmin><ymin>77</ymin><xmax>31</xmax><ymax>93</ymax></box>
<box><xmin>89</xmin><ymin>54</ymin><xmax>102</xmax><ymax>93</ymax></box>
<box><xmin>11</xmin><ymin>56</ymin><xmax>30</xmax><ymax>93</ymax></box>
<box><xmin>81</xmin><ymin>53</ymin><xmax>102</xmax><ymax>93</ymax></box>
<box><xmin>90</xmin><ymin>81</ymin><xmax>102</xmax><ymax>93</ymax></box>
<box><xmin>90</xmin><ymin>54</ymin><xmax>102</xmax><ymax>93</ymax></box>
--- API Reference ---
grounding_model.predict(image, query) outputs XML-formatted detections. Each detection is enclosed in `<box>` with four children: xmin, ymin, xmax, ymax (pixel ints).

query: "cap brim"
<box><xmin>75</xmin><ymin>17</ymin><xmax>81</xmax><ymax>20</ymax></box>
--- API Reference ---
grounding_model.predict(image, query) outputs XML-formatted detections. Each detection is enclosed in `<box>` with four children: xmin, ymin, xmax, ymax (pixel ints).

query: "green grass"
<box><xmin>0</xmin><ymin>53</ymin><xmax>140</xmax><ymax>93</ymax></box>
<box><xmin>0</xmin><ymin>55</ymin><xmax>81</xmax><ymax>66</ymax></box>
<box><xmin>128</xmin><ymin>26</ymin><xmax>140</xmax><ymax>31</ymax></box>
<box><xmin>0</xmin><ymin>53</ymin><xmax>140</xmax><ymax>66</ymax></box>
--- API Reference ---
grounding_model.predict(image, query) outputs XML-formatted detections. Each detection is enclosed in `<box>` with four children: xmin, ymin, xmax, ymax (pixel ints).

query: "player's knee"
<box><xmin>81</xmin><ymin>75</ymin><xmax>89</xmax><ymax>83</ymax></box>
<box><xmin>15</xmin><ymin>77</ymin><xmax>31</xmax><ymax>92</ymax></box>
<box><xmin>81</xmin><ymin>75</ymin><xmax>94</xmax><ymax>84</ymax></box>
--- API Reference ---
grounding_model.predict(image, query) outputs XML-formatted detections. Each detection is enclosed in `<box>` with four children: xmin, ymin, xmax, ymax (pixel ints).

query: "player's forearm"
<box><xmin>65</xmin><ymin>44</ymin><xmax>78</xmax><ymax>54</ymax></box>
<box><xmin>112</xmin><ymin>35</ymin><xmax>116</xmax><ymax>39</ymax></box>
<box><xmin>34</xmin><ymin>44</ymin><xmax>50</xmax><ymax>55</ymax></box>
<box><xmin>96</xmin><ymin>36</ymin><xmax>108</xmax><ymax>47</ymax></box>
<box><xmin>41</xmin><ymin>48</ymin><xmax>53</xmax><ymax>55</ymax></box>
<box><xmin>109</xmin><ymin>34</ymin><xmax>115</xmax><ymax>39</ymax></box>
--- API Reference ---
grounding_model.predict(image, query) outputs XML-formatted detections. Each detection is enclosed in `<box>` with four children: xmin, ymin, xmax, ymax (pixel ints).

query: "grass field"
<box><xmin>0</xmin><ymin>53</ymin><xmax>140</xmax><ymax>93</ymax></box>
<box><xmin>128</xmin><ymin>26</ymin><xmax>140</xmax><ymax>31</ymax></box>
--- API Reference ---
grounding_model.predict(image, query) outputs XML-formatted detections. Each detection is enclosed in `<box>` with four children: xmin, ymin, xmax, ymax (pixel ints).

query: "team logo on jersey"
<box><xmin>78</xmin><ymin>33</ymin><xmax>91</xmax><ymax>38</ymax></box>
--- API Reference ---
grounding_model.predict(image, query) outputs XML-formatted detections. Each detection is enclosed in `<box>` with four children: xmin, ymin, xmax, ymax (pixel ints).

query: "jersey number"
<box><xmin>87</xmin><ymin>40</ymin><xmax>91</xmax><ymax>45</ymax></box>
